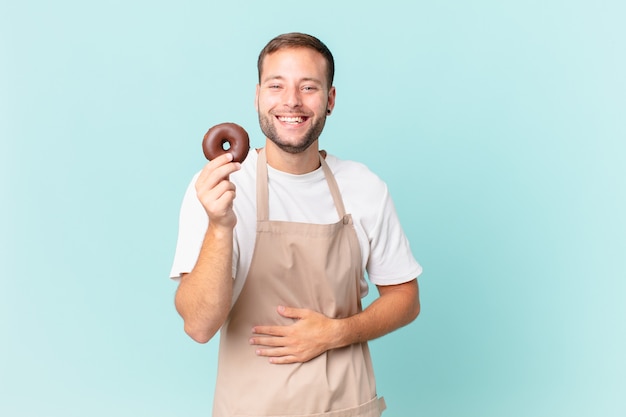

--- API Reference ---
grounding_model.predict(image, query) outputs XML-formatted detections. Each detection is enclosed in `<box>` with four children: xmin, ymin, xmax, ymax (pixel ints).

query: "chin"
<box><xmin>268</xmin><ymin>132</ymin><xmax>316</xmax><ymax>152</ymax></box>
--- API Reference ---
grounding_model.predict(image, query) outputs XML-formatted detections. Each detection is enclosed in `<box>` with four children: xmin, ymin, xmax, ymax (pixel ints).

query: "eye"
<box><xmin>302</xmin><ymin>86</ymin><xmax>318</xmax><ymax>92</ymax></box>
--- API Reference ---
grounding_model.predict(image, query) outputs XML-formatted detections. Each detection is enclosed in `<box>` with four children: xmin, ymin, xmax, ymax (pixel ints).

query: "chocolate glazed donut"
<box><xmin>202</xmin><ymin>123</ymin><xmax>250</xmax><ymax>163</ymax></box>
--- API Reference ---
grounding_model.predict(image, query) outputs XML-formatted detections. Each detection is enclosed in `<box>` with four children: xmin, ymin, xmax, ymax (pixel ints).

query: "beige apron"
<box><xmin>212</xmin><ymin>149</ymin><xmax>386</xmax><ymax>417</ymax></box>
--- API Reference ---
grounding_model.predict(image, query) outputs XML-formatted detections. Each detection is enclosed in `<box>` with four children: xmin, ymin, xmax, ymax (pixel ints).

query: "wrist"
<box><xmin>328</xmin><ymin>317</ymin><xmax>351</xmax><ymax>350</ymax></box>
<box><xmin>206</xmin><ymin>222</ymin><xmax>234</xmax><ymax>240</ymax></box>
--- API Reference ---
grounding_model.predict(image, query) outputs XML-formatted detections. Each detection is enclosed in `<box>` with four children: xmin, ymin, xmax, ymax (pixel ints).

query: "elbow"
<box><xmin>398</xmin><ymin>279</ymin><xmax>420</xmax><ymax>325</ymax></box>
<box><xmin>176</xmin><ymin>302</ymin><xmax>219</xmax><ymax>344</ymax></box>
<box><xmin>183</xmin><ymin>323</ymin><xmax>216</xmax><ymax>344</ymax></box>
<box><xmin>410</xmin><ymin>300</ymin><xmax>421</xmax><ymax>323</ymax></box>
<box><xmin>405</xmin><ymin>284</ymin><xmax>421</xmax><ymax>324</ymax></box>
<box><xmin>176</xmin><ymin>304</ymin><xmax>226</xmax><ymax>344</ymax></box>
<box><xmin>175</xmin><ymin>288</ymin><xmax>221</xmax><ymax>344</ymax></box>
<box><xmin>409</xmin><ymin>278</ymin><xmax>421</xmax><ymax>323</ymax></box>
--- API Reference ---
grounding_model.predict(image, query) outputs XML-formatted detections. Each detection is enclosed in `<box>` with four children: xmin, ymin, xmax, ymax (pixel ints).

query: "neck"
<box><xmin>264</xmin><ymin>140</ymin><xmax>321</xmax><ymax>174</ymax></box>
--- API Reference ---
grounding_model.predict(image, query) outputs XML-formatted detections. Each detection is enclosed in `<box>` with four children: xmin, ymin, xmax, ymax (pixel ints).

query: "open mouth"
<box><xmin>276</xmin><ymin>115</ymin><xmax>308</xmax><ymax>125</ymax></box>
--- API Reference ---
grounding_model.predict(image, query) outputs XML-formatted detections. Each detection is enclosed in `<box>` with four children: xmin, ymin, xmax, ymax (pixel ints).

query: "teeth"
<box><xmin>278</xmin><ymin>116</ymin><xmax>304</xmax><ymax>124</ymax></box>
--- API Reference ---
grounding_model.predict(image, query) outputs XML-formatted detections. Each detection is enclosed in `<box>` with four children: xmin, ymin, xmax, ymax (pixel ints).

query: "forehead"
<box><xmin>260</xmin><ymin>47</ymin><xmax>328</xmax><ymax>82</ymax></box>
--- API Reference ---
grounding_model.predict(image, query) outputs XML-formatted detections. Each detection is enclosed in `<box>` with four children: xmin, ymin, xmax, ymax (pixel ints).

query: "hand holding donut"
<box><xmin>196</xmin><ymin>122</ymin><xmax>249</xmax><ymax>229</ymax></box>
<box><xmin>195</xmin><ymin>152</ymin><xmax>241</xmax><ymax>229</ymax></box>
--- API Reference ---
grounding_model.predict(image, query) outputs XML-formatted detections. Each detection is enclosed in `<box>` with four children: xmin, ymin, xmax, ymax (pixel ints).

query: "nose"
<box><xmin>284</xmin><ymin>86</ymin><xmax>302</xmax><ymax>108</ymax></box>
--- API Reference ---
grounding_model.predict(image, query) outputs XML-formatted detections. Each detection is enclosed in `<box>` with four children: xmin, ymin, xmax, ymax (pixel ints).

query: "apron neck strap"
<box><xmin>256</xmin><ymin>148</ymin><xmax>347</xmax><ymax>221</ymax></box>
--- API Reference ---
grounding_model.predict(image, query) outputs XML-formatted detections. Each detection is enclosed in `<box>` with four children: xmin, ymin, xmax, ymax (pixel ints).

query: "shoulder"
<box><xmin>324</xmin><ymin>154</ymin><xmax>392</xmax><ymax>231</ymax></box>
<box><xmin>325</xmin><ymin>154</ymin><xmax>388</xmax><ymax>196</ymax></box>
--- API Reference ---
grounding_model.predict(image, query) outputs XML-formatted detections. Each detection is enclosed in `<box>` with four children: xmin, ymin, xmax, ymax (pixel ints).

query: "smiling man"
<box><xmin>257</xmin><ymin>46</ymin><xmax>334</xmax><ymax>161</ymax></box>
<box><xmin>170</xmin><ymin>33</ymin><xmax>422</xmax><ymax>417</ymax></box>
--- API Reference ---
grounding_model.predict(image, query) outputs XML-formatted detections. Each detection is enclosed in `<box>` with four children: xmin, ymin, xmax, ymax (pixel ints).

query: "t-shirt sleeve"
<box><xmin>169</xmin><ymin>173</ymin><xmax>207</xmax><ymax>280</ymax></box>
<box><xmin>365</xmin><ymin>184</ymin><xmax>423</xmax><ymax>285</ymax></box>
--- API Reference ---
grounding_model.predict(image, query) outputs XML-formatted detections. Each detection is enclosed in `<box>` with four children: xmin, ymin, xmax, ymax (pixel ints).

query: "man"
<box><xmin>170</xmin><ymin>32</ymin><xmax>422</xmax><ymax>417</ymax></box>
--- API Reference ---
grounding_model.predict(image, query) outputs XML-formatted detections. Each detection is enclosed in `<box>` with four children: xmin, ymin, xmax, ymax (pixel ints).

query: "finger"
<box><xmin>197</xmin><ymin>155</ymin><xmax>241</xmax><ymax>189</ymax></box>
<box><xmin>277</xmin><ymin>305</ymin><xmax>306</xmax><ymax>320</ymax></box>
<box><xmin>197</xmin><ymin>166</ymin><xmax>241</xmax><ymax>194</ymax></box>
<box><xmin>199</xmin><ymin>181</ymin><xmax>236</xmax><ymax>213</ymax></box>
<box><xmin>251</xmin><ymin>325</ymin><xmax>287</xmax><ymax>337</ymax></box>
<box><xmin>268</xmin><ymin>356</ymin><xmax>299</xmax><ymax>364</ymax></box>
<box><xmin>255</xmin><ymin>347</ymin><xmax>303</xmax><ymax>364</ymax></box>
<box><xmin>198</xmin><ymin>152</ymin><xmax>234</xmax><ymax>180</ymax></box>
<box><xmin>249</xmin><ymin>335</ymin><xmax>287</xmax><ymax>347</ymax></box>
<box><xmin>209</xmin><ymin>151</ymin><xmax>235</xmax><ymax>166</ymax></box>
<box><xmin>254</xmin><ymin>346</ymin><xmax>292</xmax><ymax>359</ymax></box>
<box><xmin>206</xmin><ymin>179</ymin><xmax>236</xmax><ymax>202</ymax></box>
<box><xmin>204</xmin><ymin>193</ymin><xmax>236</xmax><ymax>218</ymax></box>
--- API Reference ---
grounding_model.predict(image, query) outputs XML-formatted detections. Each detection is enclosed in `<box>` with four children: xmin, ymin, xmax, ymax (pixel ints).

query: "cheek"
<box><xmin>257</xmin><ymin>94</ymin><xmax>278</xmax><ymax>111</ymax></box>
<box><xmin>311</xmin><ymin>100</ymin><xmax>328</xmax><ymax>114</ymax></box>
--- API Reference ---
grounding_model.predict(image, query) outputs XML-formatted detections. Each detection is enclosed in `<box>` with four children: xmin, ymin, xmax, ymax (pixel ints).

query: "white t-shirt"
<box><xmin>170</xmin><ymin>151</ymin><xmax>422</xmax><ymax>302</ymax></box>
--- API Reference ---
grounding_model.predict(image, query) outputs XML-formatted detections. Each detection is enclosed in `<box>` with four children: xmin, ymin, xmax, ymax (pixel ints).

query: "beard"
<box><xmin>258</xmin><ymin>112</ymin><xmax>327</xmax><ymax>154</ymax></box>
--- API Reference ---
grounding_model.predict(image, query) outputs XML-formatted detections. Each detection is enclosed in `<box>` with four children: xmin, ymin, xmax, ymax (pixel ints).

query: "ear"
<box><xmin>326</xmin><ymin>86</ymin><xmax>336</xmax><ymax>114</ymax></box>
<box><xmin>254</xmin><ymin>84</ymin><xmax>260</xmax><ymax>111</ymax></box>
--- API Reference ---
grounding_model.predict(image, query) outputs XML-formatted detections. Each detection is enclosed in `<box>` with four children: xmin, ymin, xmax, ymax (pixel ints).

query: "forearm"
<box><xmin>175</xmin><ymin>224</ymin><xmax>234</xmax><ymax>343</ymax></box>
<box><xmin>332</xmin><ymin>279</ymin><xmax>420</xmax><ymax>349</ymax></box>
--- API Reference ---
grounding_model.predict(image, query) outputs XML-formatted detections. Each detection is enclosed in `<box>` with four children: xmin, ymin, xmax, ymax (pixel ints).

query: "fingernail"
<box><xmin>277</xmin><ymin>305</ymin><xmax>285</xmax><ymax>313</ymax></box>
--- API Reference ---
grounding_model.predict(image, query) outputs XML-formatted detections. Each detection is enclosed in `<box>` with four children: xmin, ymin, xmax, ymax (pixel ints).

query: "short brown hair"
<box><xmin>257</xmin><ymin>32</ymin><xmax>335</xmax><ymax>89</ymax></box>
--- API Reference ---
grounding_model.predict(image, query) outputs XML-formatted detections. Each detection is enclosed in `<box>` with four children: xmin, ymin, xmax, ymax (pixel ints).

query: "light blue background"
<box><xmin>2</xmin><ymin>1</ymin><xmax>625</xmax><ymax>416</ymax></box>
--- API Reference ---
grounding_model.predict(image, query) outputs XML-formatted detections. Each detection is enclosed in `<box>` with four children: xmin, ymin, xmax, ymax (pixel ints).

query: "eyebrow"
<box><xmin>262</xmin><ymin>75</ymin><xmax>323</xmax><ymax>85</ymax></box>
